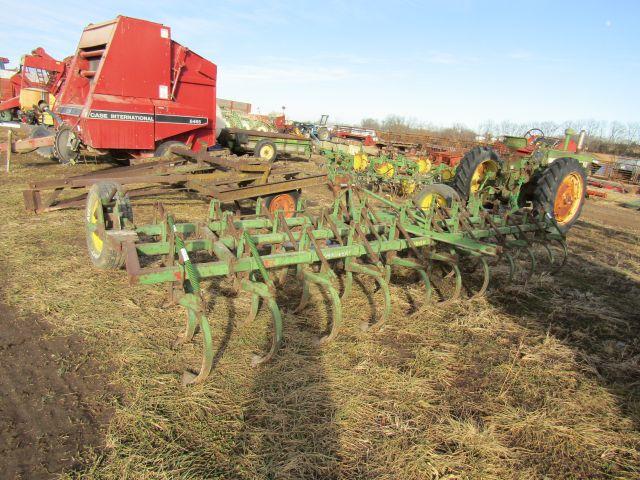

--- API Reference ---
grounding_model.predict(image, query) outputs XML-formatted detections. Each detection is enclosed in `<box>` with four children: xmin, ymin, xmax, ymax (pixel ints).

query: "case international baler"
<box><xmin>36</xmin><ymin>16</ymin><xmax>218</xmax><ymax>163</ymax></box>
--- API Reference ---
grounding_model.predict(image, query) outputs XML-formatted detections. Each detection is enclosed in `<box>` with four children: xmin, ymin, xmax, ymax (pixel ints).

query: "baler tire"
<box><xmin>532</xmin><ymin>157</ymin><xmax>586</xmax><ymax>233</ymax></box>
<box><xmin>264</xmin><ymin>190</ymin><xmax>300</xmax><ymax>218</ymax></box>
<box><xmin>316</xmin><ymin>127</ymin><xmax>330</xmax><ymax>141</ymax></box>
<box><xmin>155</xmin><ymin>141</ymin><xmax>187</xmax><ymax>159</ymax></box>
<box><xmin>0</xmin><ymin>110</ymin><xmax>12</xmax><ymax>122</ymax></box>
<box><xmin>452</xmin><ymin>146</ymin><xmax>504</xmax><ymax>201</ymax></box>
<box><xmin>53</xmin><ymin>125</ymin><xmax>80</xmax><ymax>165</ymax></box>
<box><xmin>29</xmin><ymin>125</ymin><xmax>55</xmax><ymax>159</ymax></box>
<box><xmin>85</xmin><ymin>181</ymin><xmax>133</xmax><ymax>270</ymax></box>
<box><xmin>413</xmin><ymin>183</ymin><xmax>460</xmax><ymax>210</ymax></box>
<box><xmin>254</xmin><ymin>140</ymin><xmax>277</xmax><ymax>162</ymax></box>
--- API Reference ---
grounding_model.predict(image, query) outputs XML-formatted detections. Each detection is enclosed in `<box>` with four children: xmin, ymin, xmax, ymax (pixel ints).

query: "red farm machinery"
<box><xmin>2</xmin><ymin>16</ymin><xmax>219</xmax><ymax>164</ymax></box>
<box><xmin>0</xmin><ymin>48</ymin><xmax>66</xmax><ymax>124</ymax></box>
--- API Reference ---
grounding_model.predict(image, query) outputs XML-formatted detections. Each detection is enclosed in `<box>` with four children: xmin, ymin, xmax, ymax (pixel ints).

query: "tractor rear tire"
<box><xmin>413</xmin><ymin>183</ymin><xmax>460</xmax><ymax>210</ymax></box>
<box><xmin>254</xmin><ymin>140</ymin><xmax>277</xmax><ymax>162</ymax></box>
<box><xmin>264</xmin><ymin>190</ymin><xmax>300</xmax><ymax>218</ymax></box>
<box><xmin>53</xmin><ymin>124</ymin><xmax>80</xmax><ymax>165</ymax></box>
<box><xmin>85</xmin><ymin>181</ymin><xmax>133</xmax><ymax>270</ymax></box>
<box><xmin>452</xmin><ymin>146</ymin><xmax>504</xmax><ymax>201</ymax></box>
<box><xmin>155</xmin><ymin>141</ymin><xmax>187</xmax><ymax>159</ymax></box>
<box><xmin>533</xmin><ymin>157</ymin><xmax>586</xmax><ymax>233</ymax></box>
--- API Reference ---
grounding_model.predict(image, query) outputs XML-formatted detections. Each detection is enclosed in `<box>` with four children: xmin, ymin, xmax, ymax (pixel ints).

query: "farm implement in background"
<box><xmin>322</xmin><ymin>150</ymin><xmax>456</xmax><ymax>197</ymax></box>
<box><xmin>23</xmin><ymin>146</ymin><xmax>326</xmax><ymax>214</ymax></box>
<box><xmin>84</xmin><ymin>179</ymin><xmax>571</xmax><ymax>385</ymax></box>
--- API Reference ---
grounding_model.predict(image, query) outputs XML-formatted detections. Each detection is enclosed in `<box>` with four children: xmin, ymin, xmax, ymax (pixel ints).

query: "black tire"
<box><xmin>263</xmin><ymin>190</ymin><xmax>300</xmax><ymax>218</ymax></box>
<box><xmin>0</xmin><ymin>109</ymin><xmax>12</xmax><ymax>122</ymax></box>
<box><xmin>533</xmin><ymin>157</ymin><xmax>587</xmax><ymax>233</ymax></box>
<box><xmin>154</xmin><ymin>140</ymin><xmax>186</xmax><ymax>159</ymax></box>
<box><xmin>29</xmin><ymin>125</ymin><xmax>55</xmax><ymax>159</ymax></box>
<box><xmin>413</xmin><ymin>183</ymin><xmax>460</xmax><ymax>210</ymax></box>
<box><xmin>316</xmin><ymin>127</ymin><xmax>330</xmax><ymax>141</ymax></box>
<box><xmin>85</xmin><ymin>182</ymin><xmax>133</xmax><ymax>270</ymax></box>
<box><xmin>254</xmin><ymin>140</ymin><xmax>277</xmax><ymax>161</ymax></box>
<box><xmin>452</xmin><ymin>146</ymin><xmax>504</xmax><ymax>201</ymax></box>
<box><xmin>53</xmin><ymin>124</ymin><xmax>80</xmax><ymax>165</ymax></box>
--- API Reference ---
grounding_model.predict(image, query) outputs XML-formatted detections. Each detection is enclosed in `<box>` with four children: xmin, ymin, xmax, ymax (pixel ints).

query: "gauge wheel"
<box><xmin>264</xmin><ymin>191</ymin><xmax>299</xmax><ymax>218</ymax></box>
<box><xmin>452</xmin><ymin>146</ymin><xmax>504</xmax><ymax>201</ymax></box>
<box><xmin>413</xmin><ymin>183</ymin><xmax>461</xmax><ymax>211</ymax></box>
<box><xmin>254</xmin><ymin>140</ymin><xmax>277</xmax><ymax>161</ymax></box>
<box><xmin>85</xmin><ymin>181</ymin><xmax>133</xmax><ymax>269</ymax></box>
<box><xmin>533</xmin><ymin>157</ymin><xmax>586</xmax><ymax>232</ymax></box>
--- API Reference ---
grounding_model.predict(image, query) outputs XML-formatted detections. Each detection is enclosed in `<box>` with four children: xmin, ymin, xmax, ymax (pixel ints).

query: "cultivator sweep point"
<box><xmin>87</xmin><ymin>182</ymin><xmax>568</xmax><ymax>384</ymax></box>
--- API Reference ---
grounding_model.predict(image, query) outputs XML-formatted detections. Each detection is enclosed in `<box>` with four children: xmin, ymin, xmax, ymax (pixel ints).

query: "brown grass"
<box><xmin>0</xmin><ymin>137</ymin><xmax>639</xmax><ymax>479</ymax></box>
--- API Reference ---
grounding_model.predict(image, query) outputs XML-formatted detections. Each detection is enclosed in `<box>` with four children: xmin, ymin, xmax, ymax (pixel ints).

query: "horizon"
<box><xmin>0</xmin><ymin>0</ymin><xmax>638</xmax><ymax>132</ymax></box>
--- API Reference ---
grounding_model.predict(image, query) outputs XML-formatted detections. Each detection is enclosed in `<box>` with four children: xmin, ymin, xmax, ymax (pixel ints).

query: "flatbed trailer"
<box><xmin>23</xmin><ymin>147</ymin><xmax>327</xmax><ymax>213</ymax></box>
<box><xmin>218</xmin><ymin>127</ymin><xmax>313</xmax><ymax>161</ymax></box>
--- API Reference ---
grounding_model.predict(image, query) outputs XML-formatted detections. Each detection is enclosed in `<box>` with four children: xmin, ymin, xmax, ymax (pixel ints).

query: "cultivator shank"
<box><xmin>92</xmin><ymin>184</ymin><xmax>567</xmax><ymax>384</ymax></box>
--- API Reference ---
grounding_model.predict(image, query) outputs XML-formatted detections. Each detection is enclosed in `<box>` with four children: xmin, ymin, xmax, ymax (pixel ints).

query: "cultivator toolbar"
<box><xmin>88</xmin><ymin>181</ymin><xmax>567</xmax><ymax>385</ymax></box>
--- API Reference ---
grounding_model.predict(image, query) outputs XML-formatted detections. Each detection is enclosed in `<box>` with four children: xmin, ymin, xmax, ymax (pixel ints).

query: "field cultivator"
<box><xmin>86</xmin><ymin>181</ymin><xmax>569</xmax><ymax>385</ymax></box>
<box><xmin>323</xmin><ymin>150</ymin><xmax>456</xmax><ymax>198</ymax></box>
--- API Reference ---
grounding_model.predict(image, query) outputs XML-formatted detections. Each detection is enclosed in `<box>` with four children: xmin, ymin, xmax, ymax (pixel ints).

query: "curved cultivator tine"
<box><xmin>178</xmin><ymin>293</ymin><xmax>215</xmax><ymax>386</ymax></box>
<box><xmin>462</xmin><ymin>255</ymin><xmax>491</xmax><ymax>299</ymax></box>
<box><xmin>388</xmin><ymin>256</ymin><xmax>433</xmax><ymax>304</ymax></box>
<box><xmin>240</xmin><ymin>280</ymin><xmax>283</xmax><ymax>367</ymax></box>
<box><xmin>300</xmin><ymin>271</ymin><xmax>343</xmax><ymax>345</ymax></box>
<box><xmin>346</xmin><ymin>262</ymin><xmax>391</xmax><ymax>331</ymax></box>
<box><xmin>428</xmin><ymin>258</ymin><xmax>462</xmax><ymax>304</ymax></box>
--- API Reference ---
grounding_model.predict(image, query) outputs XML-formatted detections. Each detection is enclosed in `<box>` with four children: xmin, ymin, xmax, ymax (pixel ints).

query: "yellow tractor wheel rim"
<box><xmin>375</xmin><ymin>162</ymin><xmax>395</xmax><ymax>178</ymax></box>
<box><xmin>89</xmin><ymin>199</ymin><xmax>104</xmax><ymax>254</ymax></box>
<box><xmin>418</xmin><ymin>192</ymin><xmax>447</xmax><ymax>210</ymax></box>
<box><xmin>470</xmin><ymin>159</ymin><xmax>499</xmax><ymax>193</ymax></box>
<box><xmin>554</xmin><ymin>172</ymin><xmax>584</xmax><ymax>224</ymax></box>
<box><xmin>353</xmin><ymin>153</ymin><xmax>369</xmax><ymax>172</ymax></box>
<box><xmin>260</xmin><ymin>144</ymin><xmax>275</xmax><ymax>160</ymax></box>
<box><xmin>416</xmin><ymin>157</ymin><xmax>432</xmax><ymax>174</ymax></box>
<box><xmin>401</xmin><ymin>180</ymin><xmax>416</xmax><ymax>196</ymax></box>
<box><xmin>441</xmin><ymin>167</ymin><xmax>454</xmax><ymax>181</ymax></box>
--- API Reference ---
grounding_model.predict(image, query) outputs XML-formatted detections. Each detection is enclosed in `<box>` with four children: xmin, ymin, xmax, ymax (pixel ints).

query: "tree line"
<box><xmin>360</xmin><ymin>116</ymin><xmax>640</xmax><ymax>157</ymax></box>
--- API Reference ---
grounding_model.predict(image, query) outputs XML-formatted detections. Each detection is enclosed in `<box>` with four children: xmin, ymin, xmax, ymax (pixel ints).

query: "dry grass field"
<box><xmin>1</xmin><ymin>136</ymin><xmax>639</xmax><ymax>479</ymax></box>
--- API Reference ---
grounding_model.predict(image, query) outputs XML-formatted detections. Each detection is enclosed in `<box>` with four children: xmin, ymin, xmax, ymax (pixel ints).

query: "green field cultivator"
<box><xmin>85</xmin><ymin>179</ymin><xmax>572</xmax><ymax>385</ymax></box>
<box><xmin>323</xmin><ymin>150</ymin><xmax>456</xmax><ymax>198</ymax></box>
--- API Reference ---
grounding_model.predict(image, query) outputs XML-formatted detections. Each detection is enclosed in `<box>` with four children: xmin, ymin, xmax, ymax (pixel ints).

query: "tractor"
<box><xmin>413</xmin><ymin>128</ymin><xmax>591</xmax><ymax>232</ymax></box>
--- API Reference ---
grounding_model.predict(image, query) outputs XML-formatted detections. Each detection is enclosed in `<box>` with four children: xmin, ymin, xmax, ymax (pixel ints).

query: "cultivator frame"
<box><xmin>23</xmin><ymin>147</ymin><xmax>327</xmax><ymax>213</ymax></box>
<box><xmin>91</xmin><ymin>182</ymin><xmax>567</xmax><ymax>385</ymax></box>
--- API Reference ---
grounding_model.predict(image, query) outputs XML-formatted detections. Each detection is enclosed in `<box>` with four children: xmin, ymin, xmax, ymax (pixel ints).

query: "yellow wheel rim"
<box><xmin>353</xmin><ymin>153</ymin><xmax>369</xmax><ymax>172</ymax></box>
<box><xmin>375</xmin><ymin>162</ymin><xmax>395</xmax><ymax>178</ymax></box>
<box><xmin>260</xmin><ymin>144</ymin><xmax>275</xmax><ymax>160</ymax></box>
<box><xmin>418</xmin><ymin>192</ymin><xmax>447</xmax><ymax>210</ymax></box>
<box><xmin>470</xmin><ymin>159</ymin><xmax>499</xmax><ymax>193</ymax></box>
<box><xmin>88</xmin><ymin>198</ymin><xmax>104</xmax><ymax>254</ymax></box>
<box><xmin>440</xmin><ymin>167</ymin><xmax>454</xmax><ymax>181</ymax></box>
<box><xmin>416</xmin><ymin>157</ymin><xmax>432</xmax><ymax>174</ymax></box>
<box><xmin>554</xmin><ymin>172</ymin><xmax>584</xmax><ymax>224</ymax></box>
<box><xmin>401</xmin><ymin>180</ymin><xmax>416</xmax><ymax>196</ymax></box>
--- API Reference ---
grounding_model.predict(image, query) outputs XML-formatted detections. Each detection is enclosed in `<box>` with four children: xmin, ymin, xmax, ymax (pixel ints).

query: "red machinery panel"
<box><xmin>54</xmin><ymin>16</ymin><xmax>217</xmax><ymax>155</ymax></box>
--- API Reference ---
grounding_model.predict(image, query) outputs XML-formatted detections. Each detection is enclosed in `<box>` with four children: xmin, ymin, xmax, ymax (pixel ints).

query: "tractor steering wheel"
<box><xmin>523</xmin><ymin>128</ymin><xmax>545</xmax><ymax>146</ymax></box>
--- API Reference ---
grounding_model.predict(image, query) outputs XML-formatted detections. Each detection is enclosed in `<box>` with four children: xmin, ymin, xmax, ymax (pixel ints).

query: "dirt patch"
<box><xmin>582</xmin><ymin>198</ymin><xmax>640</xmax><ymax>232</ymax></box>
<box><xmin>0</xmin><ymin>295</ymin><xmax>116</xmax><ymax>479</ymax></box>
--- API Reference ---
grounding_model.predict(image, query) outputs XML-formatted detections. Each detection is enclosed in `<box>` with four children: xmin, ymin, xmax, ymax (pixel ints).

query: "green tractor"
<box><xmin>447</xmin><ymin>128</ymin><xmax>591</xmax><ymax>232</ymax></box>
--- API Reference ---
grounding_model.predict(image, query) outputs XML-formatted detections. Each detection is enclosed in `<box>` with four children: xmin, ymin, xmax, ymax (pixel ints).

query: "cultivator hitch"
<box><xmin>89</xmin><ymin>183</ymin><xmax>568</xmax><ymax>384</ymax></box>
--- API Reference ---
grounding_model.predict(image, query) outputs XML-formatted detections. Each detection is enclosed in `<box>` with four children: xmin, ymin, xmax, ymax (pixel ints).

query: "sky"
<box><xmin>0</xmin><ymin>0</ymin><xmax>638</xmax><ymax>129</ymax></box>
